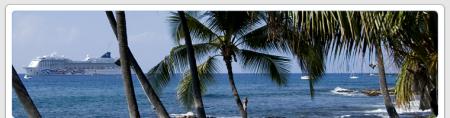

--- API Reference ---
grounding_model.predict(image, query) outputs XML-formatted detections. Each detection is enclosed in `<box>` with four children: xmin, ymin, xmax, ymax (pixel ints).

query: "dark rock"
<box><xmin>362</xmin><ymin>90</ymin><xmax>381</xmax><ymax>96</ymax></box>
<box><xmin>362</xmin><ymin>88</ymin><xmax>396</xmax><ymax>96</ymax></box>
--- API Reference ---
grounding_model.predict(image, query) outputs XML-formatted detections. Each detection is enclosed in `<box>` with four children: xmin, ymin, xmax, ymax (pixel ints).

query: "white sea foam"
<box><xmin>170</xmin><ymin>112</ymin><xmax>239</xmax><ymax>118</ymax></box>
<box><xmin>170</xmin><ymin>112</ymin><xmax>195</xmax><ymax>117</ymax></box>
<box><xmin>331</xmin><ymin>87</ymin><xmax>360</xmax><ymax>96</ymax></box>
<box><xmin>365</xmin><ymin>108</ymin><xmax>430</xmax><ymax>114</ymax></box>
<box><xmin>396</xmin><ymin>102</ymin><xmax>432</xmax><ymax>114</ymax></box>
<box><xmin>364</xmin><ymin>108</ymin><xmax>387</xmax><ymax>113</ymax></box>
<box><xmin>337</xmin><ymin>114</ymin><xmax>351</xmax><ymax>118</ymax></box>
<box><xmin>364</xmin><ymin>100</ymin><xmax>431</xmax><ymax>115</ymax></box>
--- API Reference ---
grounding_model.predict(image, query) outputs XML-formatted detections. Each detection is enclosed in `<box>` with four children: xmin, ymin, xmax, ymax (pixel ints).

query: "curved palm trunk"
<box><xmin>178</xmin><ymin>11</ymin><xmax>207</xmax><ymax>118</ymax></box>
<box><xmin>116</xmin><ymin>11</ymin><xmax>140</xmax><ymax>118</ymax></box>
<box><xmin>12</xmin><ymin>66</ymin><xmax>41</xmax><ymax>118</ymax></box>
<box><xmin>106</xmin><ymin>11</ymin><xmax>170</xmax><ymax>118</ymax></box>
<box><xmin>375</xmin><ymin>43</ymin><xmax>399</xmax><ymax>118</ymax></box>
<box><xmin>224</xmin><ymin>59</ymin><xmax>247</xmax><ymax>118</ymax></box>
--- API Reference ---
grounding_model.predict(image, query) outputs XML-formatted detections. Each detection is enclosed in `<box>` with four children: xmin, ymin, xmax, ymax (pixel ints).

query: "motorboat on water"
<box><xmin>23</xmin><ymin>75</ymin><xmax>32</xmax><ymax>79</ymax></box>
<box><xmin>300</xmin><ymin>75</ymin><xmax>310</xmax><ymax>80</ymax></box>
<box><xmin>349</xmin><ymin>73</ymin><xmax>358</xmax><ymax>79</ymax></box>
<box><xmin>349</xmin><ymin>76</ymin><xmax>359</xmax><ymax>79</ymax></box>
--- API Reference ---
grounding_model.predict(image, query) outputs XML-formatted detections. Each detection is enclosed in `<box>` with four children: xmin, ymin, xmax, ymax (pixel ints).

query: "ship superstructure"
<box><xmin>24</xmin><ymin>52</ymin><xmax>121</xmax><ymax>77</ymax></box>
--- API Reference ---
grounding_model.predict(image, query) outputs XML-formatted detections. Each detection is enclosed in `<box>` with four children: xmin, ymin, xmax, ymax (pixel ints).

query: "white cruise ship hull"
<box><xmin>24</xmin><ymin>52</ymin><xmax>130</xmax><ymax>77</ymax></box>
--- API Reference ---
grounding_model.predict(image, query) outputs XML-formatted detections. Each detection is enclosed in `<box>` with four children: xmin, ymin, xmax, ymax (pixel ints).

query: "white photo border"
<box><xmin>5</xmin><ymin>5</ymin><xmax>445</xmax><ymax>118</ymax></box>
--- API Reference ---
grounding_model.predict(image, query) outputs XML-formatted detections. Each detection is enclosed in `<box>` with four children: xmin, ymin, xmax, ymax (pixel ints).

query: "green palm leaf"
<box><xmin>169</xmin><ymin>43</ymin><xmax>219</xmax><ymax>70</ymax></box>
<box><xmin>169</xmin><ymin>12</ymin><xmax>219</xmax><ymax>44</ymax></box>
<box><xmin>147</xmin><ymin>43</ymin><xmax>218</xmax><ymax>93</ymax></box>
<box><xmin>395</xmin><ymin>56</ymin><xmax>416</xmax><ymax>109</ymax></box>
<box><xmin>146</xmin><ymin>56</ymin><xmax>175</xmax><ymax>94</ymax></box>
<box><xmin>177</xmin><ymin>56</ymin><xmax>219</xmax><ymax>109</ymax></box>
<box><xmin>238</xmin><ymin>49</ymin><xmax>290</xmax><ymax>86</ymax></box>
<box><xmin>239</xmin><ymin>25</ymin><xmax>289</xmax><ymax>52</ymax></box>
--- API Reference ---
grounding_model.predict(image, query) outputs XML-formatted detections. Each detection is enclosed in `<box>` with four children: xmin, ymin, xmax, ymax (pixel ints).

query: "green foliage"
<box><xmin>168</xmin><ymin>12</ymin><xmax>218</xmax><ymax>44</ymax></box>
<box><xmin>149</xmin><ymin>11</ymin><xmax>292</xmax><ymax>109</ymax></box>
<box><xmin>238</xmin><ymin>49</ymin><xmax>290</xmax><ymax>86</ymax></box>
<box><xmin>427</xmin><ymin>114</ymin><xmax>436</xmax><ymax>118</ymax></box>
<box><xmin>387</xmin><ymin>12</ymin><xmax>438</xmax><ymax>110</ymax></box>
<box><xmin>268</xmin><ymin>11</ymin><xmax>437</xmax><ymax>105</ymax></box>
<box><xmin>147</xmin><ymin>43</ymin><xmax>217</xmax><ymax>94</ymax></box>
<box><xmin>149</xmin><ymin>11</ymin><xmax>438</xmax><ymax>112</ymax></box>
<box><xmin>147</xmin><ymin>56</ymin><xmax>174</xmax><ymax>94</ymax></box>
<box><xmin>177</xmin><ymin>56</ymin><xmax>218</xmax><ymax>109</ymax></box>
<box><xmin>395</xmin><ymin>56</ymin><xmax>416</xmax><ymax>108</ymax></box>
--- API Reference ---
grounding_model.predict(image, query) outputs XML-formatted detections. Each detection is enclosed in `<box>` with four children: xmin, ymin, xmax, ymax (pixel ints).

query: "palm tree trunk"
<box><xmin>178</xmin><ymin>11</ymin><xmax>207</xmax><ymax>118</ymax></box>
<box><xmin>12</xmin><ymin>66</ymin><xmax>41</xmax><ymax>118</ymax></box>
<box><xmin>105</xmin><ymin>11</ymin><xmax>170</xmax><ymax>118</ymax></box>
<box><xmin>430</xmin><ymin>88</ymin><xmax>438</xmax><ymax>116</ymax></box>
<box><xmin>375</xmin><ymin>43</ymin><xmax>399</xmax><ymax>118</ymax></box>
<box><xmin>224</xmin><ymin>59</ymin><xmax>247</xmax><ymax>118</ymax></box>
<box><xmin>116</xmin><ymin>11</ymin><xmax>140</xmax><ymax>118</ymax></box>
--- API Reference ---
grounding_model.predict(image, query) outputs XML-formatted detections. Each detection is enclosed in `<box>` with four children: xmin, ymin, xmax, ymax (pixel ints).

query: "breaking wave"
<box><xmin>364</xmin><ymin>100</ymin><xmax>431</xmax><ymax>117</ymax></box>
<box><xmin>331</xmin><ymin>87</ymin><xmax>361</xmax><ymax>96</ymax></box>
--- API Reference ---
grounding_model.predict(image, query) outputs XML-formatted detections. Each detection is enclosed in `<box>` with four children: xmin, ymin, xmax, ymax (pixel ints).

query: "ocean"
<box><xmin>13</xmin><ymin>74</ymin><xmax>431</xmax><ymax>118</ymax></box>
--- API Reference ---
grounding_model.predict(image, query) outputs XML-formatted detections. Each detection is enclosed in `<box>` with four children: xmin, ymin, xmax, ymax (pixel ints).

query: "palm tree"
<box><xmin>177</xmin><ymin>11</ymin><xmax>207</xmax><ymax>118</ymax></box>
<box><xmin>265</xmin><ymin>11</ymin><xmax>333</xmax><ymax>98</ymax></box>
<box><xmin>326</xmin><ymin>11</ymin><xmax>401</xmax><ymax>118</ymax></box>
<box><xmin>147</xmin><ymin>11</ymin><xmax>290</xmax><ymax>118</ymax></box>
<box><xmin>115</xmin><ymin>11</ymin><xmax>140</xmax><ymax>118</ymax></box>
<box><xmin>345</xmin><ymin>11</ymin><xmax>438</xmax><ymax>117</ymax></box>
<box><xmin>12</xmin><ymin>66</ymin><xmax>41</xmax><ymax>117</ymax></box>
<box><xmin>374</xmin><ymin>41</ymin><xmax>399</xmax><ymax>118</ymax></box>
<box><xmin>266</xmin><ymin>11</ymin><xmax>403</xmax><ymax>117</ymax></box>
<box><xmin>342</xmin><ymin>12</ymin><xmax>400</xmax><ymax>116</ymax></box>
<box><xmin>388</xmin><ymin>11</ymin><xmax>438</xmax><ymax>116</ymax></box>
<box><xmin>105</xmin><ymin>11</ymin><xmax>170</xmax><ymax>118</ymax></box>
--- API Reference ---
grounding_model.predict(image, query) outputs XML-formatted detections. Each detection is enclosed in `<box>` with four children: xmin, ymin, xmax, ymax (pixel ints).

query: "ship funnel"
<box><xmin>101</xmin><ymin>52</ymin><xmax>111</xmax><ymax>58</ymax></box>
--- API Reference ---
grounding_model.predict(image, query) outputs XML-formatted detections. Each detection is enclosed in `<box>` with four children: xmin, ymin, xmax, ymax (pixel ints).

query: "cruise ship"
<box><xmin>24</xmin><ymin>52</ymin><xmax>121</xmax><ymax>78</ymax></box>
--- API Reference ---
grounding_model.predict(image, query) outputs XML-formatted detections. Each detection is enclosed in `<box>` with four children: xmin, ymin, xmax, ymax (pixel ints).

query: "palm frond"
<box><xmin>238</xmin><ymin>25</ymin><xmax>289</xmax><ymax>53</ymax></box>
<box><xmin>177</xmin><ymin>56</ymin><xmax>219</xmax><ymax>109</ymax></box>
<box><xmin>266</xmin><ymin>11</ymin><xmax>337</xmax><ymax>98</ymax></box>
<box><xmin>395</xmin><ymin>56</ymin><xmax>416</xmax><ymax>108</ymax></box>
<box><xmin>293</xmin><ymin>43</ymin><xmax>327</xmax><ymax>98</ymax></box>
<box><xmin>146</xmin><ymin>56</ymin><xmax>175</xmax><ymax>94</ymax></box>
<box><xmin>169</xmin><ymin>12</ymin><xmax>219</xmax><ymax>44</ymax></box>
<box><xmin>204</xmin><ymin>11</ymin><xmax>263</xmax><ymax>40</ymax></box>
<box><xmin>238</xmin><ymin>49</ymin><xmax>290</xmax><ymax>86</ymax></box>
<box><xmin>170</xmin><ymin>43</ymin><xmax>219</xmax><ymax>71</ymax></box>
<box><xmin>147</xmin><ymin>43</ymin><xmax>218</xmax><ymax>93</ymax></box>
<box><xmin>395</xmin><ymin>53</ymin><xmax>435</xmax><ymax>110</ymax></box>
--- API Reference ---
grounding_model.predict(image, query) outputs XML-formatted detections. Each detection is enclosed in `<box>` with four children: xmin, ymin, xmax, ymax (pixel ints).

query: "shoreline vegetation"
<box><xmin>13</xmin><ymin>11</ymin><xmax>437</xmax><ymax>118</ymax></box>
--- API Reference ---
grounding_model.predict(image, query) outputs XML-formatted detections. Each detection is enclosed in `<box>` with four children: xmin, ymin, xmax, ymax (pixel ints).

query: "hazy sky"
<box><xmin>12</xmin><ymin>11</ymin><xmax>399</xmax><ymax>73</ymax></box>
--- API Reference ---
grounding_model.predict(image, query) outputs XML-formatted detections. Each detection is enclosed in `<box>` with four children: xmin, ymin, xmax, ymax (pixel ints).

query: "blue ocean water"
<box><xmin>13</xmin><ymin>74</ymin><xmax>431</xmax><ymax>118</ymax></box>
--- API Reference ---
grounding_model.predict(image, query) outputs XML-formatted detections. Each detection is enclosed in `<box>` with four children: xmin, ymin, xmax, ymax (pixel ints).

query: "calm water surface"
<box><xmin>13</xmin><ymin>74</ymin><xmax>431</xmax><ymax>118</ymax></box>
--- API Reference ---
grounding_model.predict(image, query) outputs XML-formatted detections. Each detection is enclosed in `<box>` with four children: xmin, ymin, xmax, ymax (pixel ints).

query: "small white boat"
<box><xmin>369</xmin><ymin>73</ymin><xmax>375</xmax><ymax>76</ymax></box>
<box><xmin>349</xmin><ymin>73</ymin><xmax>358</xmax><ymax>79</ymax></box>
<box><xmin>349</xmin><ymin>76</ymin><xmax>359</xmax><ymax>79</ymax></box>
<box><xmin>23</xmin><ymin>75</ymin><xmax>32</xmax><ymax>79</ymax></box>
<box><xmin>300</xmin><ymin>76</ymin><xmax>310</xmax><ymax>80</ymax></box>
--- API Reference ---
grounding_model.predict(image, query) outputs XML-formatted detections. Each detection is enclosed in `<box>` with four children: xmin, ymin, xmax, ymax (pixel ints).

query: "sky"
<box><xmin>12</xmin><ymin>11</ymin><xmax>399</xmax><ymax>74</ymax></box>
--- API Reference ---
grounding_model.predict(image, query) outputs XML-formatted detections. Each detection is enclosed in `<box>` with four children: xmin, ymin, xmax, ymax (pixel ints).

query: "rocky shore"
<box><xmin>361</xmin><ymin>88</ymin><xmax>395</xmax><ymax>96</ymax></box>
